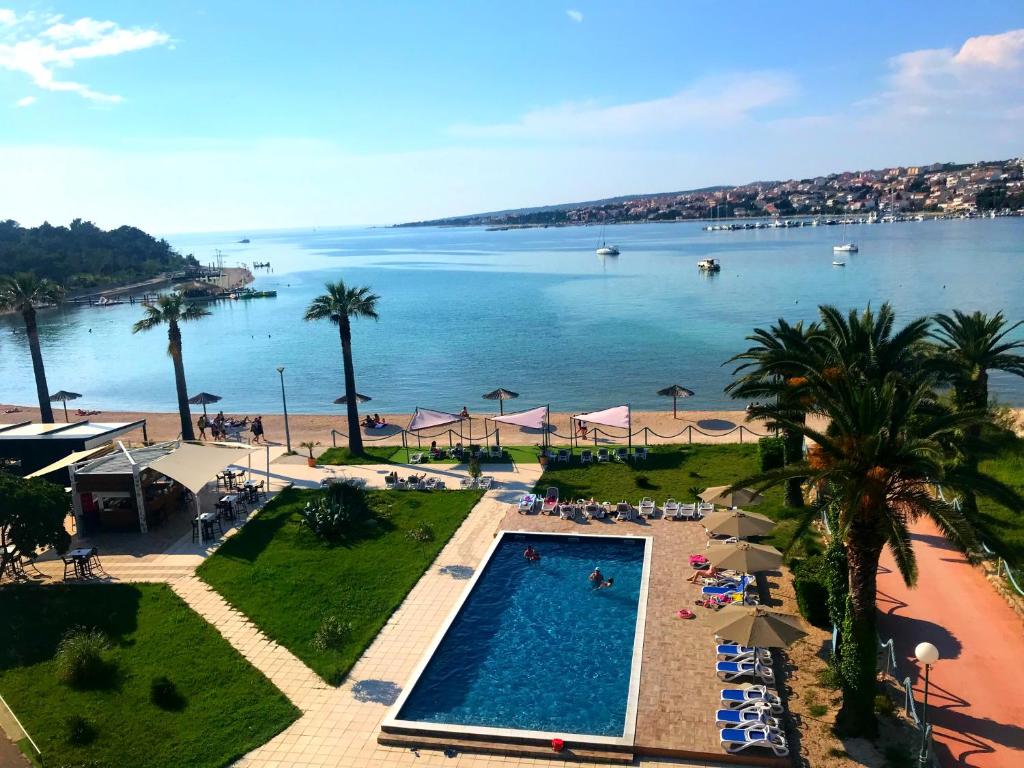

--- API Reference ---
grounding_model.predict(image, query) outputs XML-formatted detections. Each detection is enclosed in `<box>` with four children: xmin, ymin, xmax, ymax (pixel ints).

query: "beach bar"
<box><xmin>0</xmin><ymin>420</ymin><xmax>148</xmax><ymax>478</ymax></box>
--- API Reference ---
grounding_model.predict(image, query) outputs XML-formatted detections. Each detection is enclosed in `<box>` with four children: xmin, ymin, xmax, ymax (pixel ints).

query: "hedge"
<box><xmin>792</xmin><ymin>554</ymin><xmax>831</xmax><ymax>628</ymax></box>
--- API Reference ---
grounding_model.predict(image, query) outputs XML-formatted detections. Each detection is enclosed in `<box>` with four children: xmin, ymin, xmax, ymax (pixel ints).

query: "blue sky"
<box><xmin>1</xmin><ymin>1</ymin><xmax>1023</xmax><ymax>233</ymax></box>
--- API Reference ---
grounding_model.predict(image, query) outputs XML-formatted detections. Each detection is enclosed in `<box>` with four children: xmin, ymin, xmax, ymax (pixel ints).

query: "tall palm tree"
<box><xmin>304</xmin><ymin>280</ymin><xmax>379</xmax><ymax>454</ymax></box>
<box><xmin>931</xmin><ymin>310</ymin><xmax>1024</xmax><ymax>517</ymax></box>
<box><xmin>726</xmin><ymin>318</ymin><xmax>822</xmax><ymax>507</ymax></box>
<box><xmin>132</xmin><ymin>293</ymin><xmax>210</xmax><ymax>440</ymax></box>
<box><xmin>0</xmin><ymin>273</ymin><xmax>65</xmax><ymax>422</ymax></box>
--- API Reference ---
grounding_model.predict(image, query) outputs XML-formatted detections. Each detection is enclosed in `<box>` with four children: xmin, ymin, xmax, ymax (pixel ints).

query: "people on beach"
<box><xmin>524</xmin><ymin>545</ymin><xmax>540</xmax><ymax>562</ymax></box>
<box><xmin>589</xmin><ymin>567</ymin><xmax>604</xmax><ymax>588</ymax></box>
<box><xmin>197</xmin><ymin>414</ymin><xmax>207</xmax><ymax>439</ymax></box>
<box><xmin>687</xmin><ymin>565</ymin><xmax>722</xmax><ymax>583</ymax></box>
<box><xmin>459</xmin><ymin>406</ymin><xmax>469</xmax><ymax>418</ymax></box>
<box><xmin>577</xmin><ymin>421</ymin><xmax>589</xmax><ymax>439</ymax></box>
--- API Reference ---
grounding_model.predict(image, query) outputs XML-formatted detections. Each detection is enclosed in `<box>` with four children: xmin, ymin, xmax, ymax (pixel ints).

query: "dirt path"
<box><xmin>876</xmin><ymin>517</ymin><xmax>1024</xmax><ymax>767</ymax></box>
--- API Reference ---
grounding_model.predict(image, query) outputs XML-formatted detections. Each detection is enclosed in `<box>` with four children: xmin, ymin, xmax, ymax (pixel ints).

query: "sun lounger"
<box><xmin>424</xmin><ymin>477</ymin><xmax>437</xmax><ymax>490</ymax></box>
<box><xmin>385</xmin><ymin>477</ymin><xmax>397</xmax><ymax>490</ymax></box>
<box><xmin>614</xmin><ymin>447</ymin><xmax>628</xmax><ymax>462</ymax></box>
<box><xmin>478</xmin><ymin>476</ymin><xmax>493</xmax><ymax>490</ymax></box>
<box><xmin>698</xmin><ymin>502</ymin><xmax>714</xmax><ymax>517</ymax></box>
<box><xmin>518</xmin><ymin>494</ymin><xmax>536</xmax><ymax>513</ymax></box>
<box><xmin>715</xmin><ymin>707</ymin><xmax>779</xmax><ymax>729</ymax></box>
<box><xmin>719</xmin><ymin>726</ymin><xmax>789</xmax><ymax>757</ymax></box>
<box><xmin>717</xmin><ymin>645</ymin><xmax>773</xmax><ymax>663</ymax></box>
<box><xmin>716</xmin><ymin>660</ymin><xmax>775</xmax><ymax>683</ymax></box>
<box><xmin>703</xmin><ymin>576</ymin><xmax>754</xmax><ymax>596</ymax></box>
<box><xmin>542</xmin><ymin>487</ymin><xmax>559</xmax><ymax>514</ymax></box>
<box><xmin>556</xmin><ymin>449</ymin><xmax>570</xmax><ymax>464</ymax></box>
<box><xmin>597</xmin><ymin>448</ymin><xmax>610</xmax><ymax>462</ymax></box>
<box><xmin>583</xmin><ymin>501</ymin><xmax>601</xmax><ymax>519</ymax></box>
<box><xmin>720</xmin><ymin>686</ymin><xmax>783</xmax><ymax>714</ymax></box>
<box><xmin>680</xmin><ymin>502</ymin><xmax>697</xmax><ymax>520</ymax></box>
<box><xmin>459</xmin><ymin>477</ymin><xmax>472</xmax><ymax>489</ymax></box>
<box><xmin>581</xmin><ymin>449</ymin><xmax>593</xmax><ymax>464</ymax></box>
<box><xmin>615</xmin><ymin>502</ymin><xmax>632</xmax><ymax>521</ymax></box>
<box><xmin>489</xmin><ymin>445</ymin><xmax>503</xmax><ymax>460</ymax></box>
<box><xmin>634</xmin><ymin>446</ymin><xmax>648</xmax><ymax>461</ymax></box>
<box><xmin>409</xmin><ymin>452</ymin><xmax>423</xmax><ymax>464</ymax></box>
<box><xmin>663</xmin><ymin>498</ymin><xmax>680</xmax><ymax>520</ymax></box>
<box><xmin>639</xmin><ymin>497</ymin><xmax>656</xmax><ymax>518</ymax></box>
<box><xmin>559</xmin><ymin>503</ymin><xmax>575</xmax><ymax>520</ymax></box>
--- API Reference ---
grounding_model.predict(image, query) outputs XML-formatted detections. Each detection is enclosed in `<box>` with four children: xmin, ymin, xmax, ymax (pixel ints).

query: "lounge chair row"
<box><xmin>384</xmin><ymin>475</ymin><xmax>447</xmax><ymax>491</ymax></box>
<box><xmin>716</xmin><ymin>651</ymin><xmax>788</xmax><ymax>756</ymax></box>
<box><xmin>548</xmin><ymin>446</ymin><xmax>649</xmax><ymax>464</ymax></box>
<box><xmin>411</xmin><ymin>445</ymin><xmax>509</xmax><ymax>464</ymax></box>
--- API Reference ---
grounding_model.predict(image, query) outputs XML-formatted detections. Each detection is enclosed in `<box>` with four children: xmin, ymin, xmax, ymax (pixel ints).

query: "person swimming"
<box><xmin>524</xmin><ymin>545</ymin><xmax>540</xmax><ymax>562</ymax></box>
<box><xmin>589</xmin><ymin>567</ymin><xmax>604</xmax><ymax>588</ymax></box>
<box><xmin>597</xmin><ymin>577</ymin><xmax>614</xmax><ymax>589</ymax></box>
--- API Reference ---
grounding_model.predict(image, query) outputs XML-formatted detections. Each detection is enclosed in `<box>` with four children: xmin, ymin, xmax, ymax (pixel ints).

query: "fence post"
<box><xmin>687</xmin><ymin>426</ymin><xmax>692</xmax><ymax>445</ymax></box>
<box><xmin>644</xmin><ymin>427</ymin><xmax>649</xmax><ymax>446</ymax></box>
<box><xmin>332</xmin><ymin>430</ymin><xmax>337</xmax><ymax>448</ymax></box>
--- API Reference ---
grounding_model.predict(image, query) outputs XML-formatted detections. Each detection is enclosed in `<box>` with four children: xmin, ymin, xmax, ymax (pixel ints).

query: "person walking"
<box><xmin>197</xmin><ymin>414</ymin><xmax>207</xmax><ymax>440</ymax></box>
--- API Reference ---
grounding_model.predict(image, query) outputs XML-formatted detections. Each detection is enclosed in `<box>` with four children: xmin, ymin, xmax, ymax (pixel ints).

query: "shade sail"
<box><xmin>148</xmin><ymin>442</ymin><xmax>259</xmax><ymax>493</ymax></box>
<box><xmin>490</xmin><ymin>406</ymin><xmax>547</xmax><ymax>429</ymax></box>
<box><xmin>408</xmin><ymin>408</ymin><xmax>462</xmax><ymax>431</ymax></box>
<box><xmin>575</xmin><ymin>405</ymin><xmax>630</xmax><ymax>429</ymax></box>
<box><xmin>24</xmin><ymin>445</ymin><xmax>112</xmax><ymax>479</ymax></box>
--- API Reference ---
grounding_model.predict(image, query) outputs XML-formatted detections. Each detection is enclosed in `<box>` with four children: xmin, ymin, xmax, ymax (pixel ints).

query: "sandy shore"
<box><xmin>0</xmin><ymin>403</ymin><xmax>784</xmax><ymax>447</ymax></box>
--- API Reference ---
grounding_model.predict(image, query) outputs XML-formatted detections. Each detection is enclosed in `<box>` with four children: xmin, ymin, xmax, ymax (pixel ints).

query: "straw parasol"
<box><xmin>482</xmin><ymin>387</ymin><xmax>519</xmax><ymax>415</ymax></box>
<box><xmin>334</xmin><ymin>393</ymin><xmax>372</xmax><ymax>405</ymax></box>
<box><xmin>700</xmin><ymin>485</ymin><xmax>764</xmax><ymax>508</ymax></box>
<box><xmin>703</xmin><ymin>509</ymin><xmax>777</xmax><ymax>538</ymax></box>
<box><xmin>706</xmin><ymin>541</ymin><xmax>783</xmax><ymax>572</ymax></box>
<box><xmin>188</xmin><ymin>392</ymin><xmax>222</xmax><ymax>417</ymax></box>
<box><xmin>708</xmin><ymin>604</ymin><xmax>806</xmax><ymax>648</ymax></box>
<box><xmin>656</xmin><ymin>384</ymin><xmax>694</xmax><ymax>418</ymax></box>
<box><xmin>48</xmin><ymin>390</ymin><xmax>82</xmax><ymax>422</ymax></box>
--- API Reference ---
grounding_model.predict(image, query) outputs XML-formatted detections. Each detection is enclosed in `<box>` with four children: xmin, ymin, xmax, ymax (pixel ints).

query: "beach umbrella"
<box><xmin>708</xmin><ymin>604</ymin><xmax>806</xmax><ymax>648</ymax></box>
<box><xmin>333</xmin><ymin>393</ymin><xmax>372</xmax><ymax>404</ymax></box>
<box><xmin>700</xmin><ymin>485</ymin><xmax>764</xmax><ymax>508</ymax></box>
<box><xmin>656</xmin><ymin>384</ymin><xmax>694</xmax><ymax>418</ymax></box>
<box><xmin>703</xmin><ymin>509</ymin><xmax>777</xmax><ymax>538</ymax></box>
<box><xmin>706</xmin><ymin>541</ymin><xmax>783</xmax><ymax>573</ymax></box>
<box><xmin>49</xmin><ymin>390</ymin><xmax>82</xmax><ymax>422</ymax></box>
<box><xmin>482</xmin><ymin>387</ymin><xmax>519</xmax><ymax>415</ymax></box>
<box><xmin>188</xmin><ymin>392</ymin><xmax>222</xmax><ymax>417</ymax></box>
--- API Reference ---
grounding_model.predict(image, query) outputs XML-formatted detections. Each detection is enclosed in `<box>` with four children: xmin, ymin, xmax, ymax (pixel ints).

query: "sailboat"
<box><xmin>832</xmin><ymin>219</ymin><xmax>858</xmax><ymax>253</ymax></box>
<box><xmin>595</xmin><ymin>224</ymin><xmax>620</xmax><ymax>255</ymax></box>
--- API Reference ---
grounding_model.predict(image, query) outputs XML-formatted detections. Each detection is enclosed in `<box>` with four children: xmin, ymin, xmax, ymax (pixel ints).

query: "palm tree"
<box><xmin>132</xmin><ymin>293</ymin><xmax>210</xmax><ymax>440</ymax></box>
<box><xmin>726</xmin><ymin>318</ymin><xmax>822</xmax><ymax>507</ymax></box>
<box><xmin>931</xmin><ymin>310</ymin><xmax>1024</xmax><ymax>517</ymax></box>
<box><xmin>0</xmin><ymin>273</ymin><xmax>65</xmax><ymax>422</ymax></box>
<box><xmin>729</xmin><ymin>304</ymin><xmax>1022</xmax><ymax>736</ymax></box>
<box><xmin>304</xmin><ymin>281</ymin><xmax>379</xmax><ymax>454</ymax></box>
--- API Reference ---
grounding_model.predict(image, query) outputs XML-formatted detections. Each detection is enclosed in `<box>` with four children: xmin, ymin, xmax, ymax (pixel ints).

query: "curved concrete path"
<box><xmin>876</xmin><ymin>517</ymin><xmax>1024</xmax><ymax>767</ymax></box>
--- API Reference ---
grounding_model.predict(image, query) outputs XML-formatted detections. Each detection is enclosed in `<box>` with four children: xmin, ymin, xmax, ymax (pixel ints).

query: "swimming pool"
<box><xmin>385</xmin><ymin>531</ymin><xmax>651</xmax><ymax>745</ymax></box>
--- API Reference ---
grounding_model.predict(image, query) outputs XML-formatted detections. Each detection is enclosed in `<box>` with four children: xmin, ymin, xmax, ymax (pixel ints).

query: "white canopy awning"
<box><xmin>490</xmin><ymin>406</ymin><xmax>547</xmax><ymax>429</ymax></box>
<box><xmin>148</xmin><ymin>442</ymin><xmax>259</xmax><ymax>493</ymax></box>
<box><xmin>575</xmin><ymin>405</ymin><xmax>631</xmax><ymax>429</ymax></box>
<box><xmin>24</xmin><ymin>445</ymin><xmax>112</xmax><ymax>479</ymax></box>
<box><xmin>408</xmin><ymin>408</ymin><xmax>462</xmax><ymax>431</ymax></box>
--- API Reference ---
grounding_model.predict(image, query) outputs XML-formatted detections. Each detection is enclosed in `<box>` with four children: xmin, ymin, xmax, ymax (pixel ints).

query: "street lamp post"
<box><xmin>277</xmin><ymin>366</ymin><xmax>292</xmax><ymax>454</ymax></box>
<box><xmin>915</xmin><ymin>641</ymin><xmax>940</xmax><ymax>766</ymax></box>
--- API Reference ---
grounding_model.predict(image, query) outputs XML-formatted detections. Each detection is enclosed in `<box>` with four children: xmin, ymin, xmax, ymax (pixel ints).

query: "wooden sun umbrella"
<box><xmin>657</xmin><ymin>384</ymin><xmax>694</xmax><ymax>418</ymax></box>
<box><xmin>188</xmin><ymin>392</ymin><xmax>222</xmax><ymax>418</ymax></box>
<box><xmin>708</xmin><ymin>604</ymin><xmax>806</xmax><ymax>648</ymax></box>
<box><xmin>334</xmin><ymin>393</ymin><xmax>372</xmax><ymax>404</ymax></box>
<box><xmin>703</xmin><ymin>509</ymin><xmax>777</xmax><ymax>538</ymax></box>
<box><xmin>700</xmin><ymin>485</ymin><xmax>764</xmax><ymax>508</ymax></box>
<box><xmin>48</xmin><ymin>390</ymin><xmax>82</xmax><ymax>422</ymax></box>
<box><xmin>482</xmin><ymin>387</ymin><xmax>519</xmax><ymax>415</ymax></box>
<box><xmin>706</xmin><ymin>541</ymin><xmax>783</xmax><ymax>572</ymax></box>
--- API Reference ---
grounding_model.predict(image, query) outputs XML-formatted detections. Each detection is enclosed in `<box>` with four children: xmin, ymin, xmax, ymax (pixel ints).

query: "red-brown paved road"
<box><xmin>877</xmin><ymin>517</ymin><xmax>1024</xmax><ymax>768</ymax></box>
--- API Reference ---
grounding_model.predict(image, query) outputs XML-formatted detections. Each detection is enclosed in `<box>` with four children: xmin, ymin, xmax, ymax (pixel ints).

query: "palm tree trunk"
<box><xmin>782</xmin><ymin>423</ymin><xmax>805</xmax><ymax>507</ymax></box>
<box><xmin>22</xmin><ymin>307</ymin><xmax>55</xmax><ymax>423</ymax></box>
<box><xmin>837</xmin><ymin>517</ymin><xmax>884</xmax><ymax>737</ymax></box>
<box><xmin>339</xmin><ymin>321</ymin><xmax>363</xmax><ymax>454</ymax></box>
<box><xmin>168</xmin><ymin>321</ymin><xmax>195</xmax><ymax>440</ymax></box>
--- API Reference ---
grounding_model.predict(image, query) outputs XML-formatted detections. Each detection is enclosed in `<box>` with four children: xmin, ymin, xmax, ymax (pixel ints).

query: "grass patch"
<box><xmin>0</xmin><ymin>583</ymin><xmax>298</xmax><ymax>768</ymax></box>
<box><xmin>976</xmin><ymin>430</ymin><xmax>1024</xmax><ymax>570</ymax></box>
<box><xmin>198</xmin><ymin>487</ymin><xmax>483</xmax><ymax>685</ymax></box>
<box><xmin>540</xmin><ymin>444</ymin><xmax>817</xmax><ymax>558</ymax></box>
<box><xmin>319</xmin><ymin>443</ymin><xmax>543</xmax><ymax>467</ymax></box>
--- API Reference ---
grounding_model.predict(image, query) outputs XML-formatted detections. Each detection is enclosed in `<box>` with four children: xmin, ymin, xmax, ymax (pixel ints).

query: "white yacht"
<box><xmin>596</xmin><ymin>243</ymin><xmax>620</xmax><ymax>256</ymax></box>
<box><xmin>697</xmin><ymin>258</ymin><xmax>721</xmax><ymax>272</ymax></box>
<box><xmin>833</xmin><ymin>243</ymin><xmax>858</xmax><ymax>253</ymax></box>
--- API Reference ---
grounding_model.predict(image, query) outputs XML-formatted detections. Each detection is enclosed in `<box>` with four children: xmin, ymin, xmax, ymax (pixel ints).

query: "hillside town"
<box><xmin>404</xmin><ymin>157</ymin><xmax>1024</xmax><ymax>227</ymax></box>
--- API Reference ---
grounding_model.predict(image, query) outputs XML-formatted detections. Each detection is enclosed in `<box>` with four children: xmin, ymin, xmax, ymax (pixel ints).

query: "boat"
<box><xmin>595</xmin><ymin>224</ymin><xmax>620</xmax><ymax>255</ymax></box>
<box><xmin>94</xmin><ymin>296</ymin><xmax>124</xmax><ymax>306</ymax></box>
<box><xmin>833</xmin><ymin>243</ymin><xmax>859</xmax><ymax>253</ymax></box>
<box><xmin>832</xmin><ymin>260</ymin><xmax>846</xmax><ymax>267</ymax></box>
<box><xmin>237</xmin><ymin>289</ymin><xmax>277</xmax><ymax>299</ymax></box>
<box><xmin>697</xmin><ymin>258</ymin><xmax>721</xmax><ymax>272</ymax></box>
<box><xmin>237</xmin><ymin>238</ymin><xmax>250</xmax><ymax>244</ymax></box>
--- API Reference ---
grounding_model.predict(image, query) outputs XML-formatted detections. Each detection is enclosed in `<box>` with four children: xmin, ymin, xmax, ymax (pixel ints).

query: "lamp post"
<box><xmin>276</xmin><ymin>366</ymin><xmax>292</xmax><ymax>454</ymax></box>
<box><xmin>915</xmin><ymin>641</ymin><xmax>940</xmax><ymax>766</ymax></box>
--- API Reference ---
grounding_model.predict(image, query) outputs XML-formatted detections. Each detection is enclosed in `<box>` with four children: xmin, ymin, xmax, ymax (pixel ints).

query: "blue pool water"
<box><xmin>397</xmin><ymin>533</ymin><xmax>647</xmax><ymax>737</ymax></box>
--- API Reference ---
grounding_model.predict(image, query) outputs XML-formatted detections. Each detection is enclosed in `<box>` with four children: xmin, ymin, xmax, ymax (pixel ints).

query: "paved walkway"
<box><xmin>877</xmin><ymin>517</ymin><xmax>1024</xmax><ymax>768</ymax></box>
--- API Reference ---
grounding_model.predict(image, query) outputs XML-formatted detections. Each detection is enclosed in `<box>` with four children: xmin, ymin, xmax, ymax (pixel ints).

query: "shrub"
<box><xmin>407</xmin><ymin>523</ymin><xmax>434</xmax><ymax>543</ymax></box>
<box><xmin>874</xmin><ymin>692</ymin><xmax>896</xmax><ymax>717</ymax></box>
<box><xmin>300</xmin><ymin>483</ymin><xmax>371</xmax><ymax>540</ymax></box>
<box><xmin>808</xmin><ymin>702</ymin><xmax>828</xmax><ymax>717</ymax></box>
<box><xmin>758</xmin><ymin>436</ymin><xmax>785</xmax><ymax>471</ymax></box>
<box><xmin>468</xmin><ymin>456</ymin><xmax>482</xmax><ymax>479</ymax></box>
<box><xmin>150</xmin><ymin>675</ymin><xmax>187</xmax><ymax>711</ymax></box>
<box><xmin>64</xmin><ymin>715</ymin><xmax>97</xmax><ymax>746</ymax></box>
<box><xmin>817</xmin><ymin>664</ymin><xmax>842</xmax><ymax>690</ymax></box>
<box><xmin>312</xmin><ymin>615</ymin><xmax>353</xmax><ymax>652</ymax></box>
<box><xmin>792</xmin><ymin>555</ymin><xmax>831</xmax><ymax>628</ymax></box>
<box><xmin>55</xmin><ymin>627</ymin><xmax>111</xmax><ymax>689</ymax></box>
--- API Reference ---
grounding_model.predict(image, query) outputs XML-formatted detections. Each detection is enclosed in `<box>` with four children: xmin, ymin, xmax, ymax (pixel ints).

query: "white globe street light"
<box><xmin>914</xmin><ymin>642</ymin><xmax>940</xmax><ymax>766</ymax></box>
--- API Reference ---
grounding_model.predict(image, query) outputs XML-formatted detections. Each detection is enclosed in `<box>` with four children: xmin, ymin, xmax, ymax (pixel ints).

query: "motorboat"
<box><xmin>698</xmin><ymin>258</ymin><xmax>721</xmax><ymax>272</ymax></box>
<box><xmin>832</xmin><ymin>260</ymin><xmax>846</xmax><ymax>266</ymax></box>
<box><xmin>832</xmin><ymin>243</ymin><xmax>859</xmax><ymax>253</ymax></box>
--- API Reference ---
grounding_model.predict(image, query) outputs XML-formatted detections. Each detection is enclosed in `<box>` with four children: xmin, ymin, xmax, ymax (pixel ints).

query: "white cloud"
<box><xmin>0</xmin><ymin>12</ymin><xmax>170</xmax><ymax>103</ymax></box>
<box><xmin>14</xmin><ymin>95</ymin><xmax>36</xmax><ymax>107</ymax></box>
<box><xmin>566</xmin><ymin>9</ymin><xmax>583</xmax><ymax>23</ymax></box>
<box><xmin>450</xmin><ymin>72</ymin><xmax>795</xmax><ymax>140</ymax></box>
<box><xmin>0</xmin><ymin>9</ymin><xmax>17</xmax><ymax>26</ymax></box>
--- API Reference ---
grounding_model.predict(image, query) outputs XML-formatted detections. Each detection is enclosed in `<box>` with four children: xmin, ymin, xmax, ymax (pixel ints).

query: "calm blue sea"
<box><xmin>397</xmin><ymin>533</ymin><xmax>646</xmax><ymax>736</ymax></box>
<box><xmin>1</xmin><ymin>218</ymin><xmax>1023</xmax><ymax>413</ymax></box>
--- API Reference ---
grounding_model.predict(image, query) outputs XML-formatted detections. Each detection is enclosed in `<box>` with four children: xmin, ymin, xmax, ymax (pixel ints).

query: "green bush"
<box><xmin>406</xmin><ymin>523</ymin><xmax>435</xmax><ymax>543</ymax></box>
<box><xmin>150</xmin><ymin>675</ymin><xmax>187</xmax><ymax>711</ymax></box>
<box><xmin>817</xmin><ymin>664</ymin><xmax>843</xmax><ymax>690</ymax></box>
<box><xmin>64</xmin><ymin>715</ymin><xmax>97</xmax><ymax>746</ymax></box>
<box><xmin>792</xmin><ymin>555</ymin><xmax>831</xmax><ymax>628</ymax></box>
<box><xmin>758</xmin><ymin>436</ymin><xmax>785</xmax><ymax>471</ymax></box>
<box><xmin>55</xmin><ymin>627</ymin><xmax>112</xmax><ymax>689</ymax></box>
<box><xmin>300</xmin><ymin>483</ymin><xmax>371</xmax><ymax>541</ymax></box>
<box><xmin>808</xmin><ymin>703</ymin><xmax>828</xmax><ymax>717</ymax></box>
<box><xmin>312</xmin><ymin>615</ymin><xmax>353</xmax><ymax>652</ymax></box>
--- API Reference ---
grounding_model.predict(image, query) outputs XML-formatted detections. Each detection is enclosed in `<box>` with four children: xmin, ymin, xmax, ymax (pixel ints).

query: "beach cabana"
<box><xmin>406</xmin><ymin>408</ymin><xmax>463</xmax><ymax>458</ymax></box>
<box><xmin>489</xmin><ymin>405</ymin><xmax>549</xmax><ymax>450</ymax></box>
<box><xmin>0</xmin><ymin>420</ymin><xmax>149</xmax><ymax>479</ymax></box>
<box><xmin>573</xmin><ymin>404</ymin><xmax>632</xmax><ymax>451</ymax></box>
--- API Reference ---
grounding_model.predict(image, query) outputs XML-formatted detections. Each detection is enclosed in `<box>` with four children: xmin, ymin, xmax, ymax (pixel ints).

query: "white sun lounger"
<box><xmin>720</xmin><ymin>726</ymin><xmax>789</xmax><ymax>757</ymax></box>
<box><xmin>638</xmin><ymin>497</ymin><xmax>656</xmax><ymax>518</ymax></box>
<box><xmin>715</xmin><ymin>706</ymin><xmax>779</xmax><ymax>730</ymax></box>
<box><xmin>663</xmin><ymin>498</ymin><xmax>680</xmax><ymax>519</ymax></box>
<box><xmin>541</xmin><ymin>487</ymin><xmax>559</xmax><ymax>514</ymax></box>
<box><xmin>597</xmin><ymin>448</ymin><xmax>610</xmax><ymax>462</ymax></box>
<box><xmin>581</xmin><ymin>449</ymin><xmax>593</xmax><ymax>464</ymax></box>
<box><xmin>615</xmin><ymin>502</ymin><xmax>632</xmax><ymax>521</ymax></box>
<box><xmin>698</xmin><ymin>501</ymin><xmax>714</xmax><ymax>517</ymax></box>
<box><xmin>720</xmin><ymin>685</ymin><xmax>783</xmax><ymax>714</ymax></box>
<box><xmin>478</xmin><ymin>476</ymin><xmax>493</xmax><ymax>490</ymax></box>
<box><xmin>716</xmin><ymin>660</ymin><xmax>775</xmax><ymax>684</ymax></box>
<box><xmin>556</xmin><ymin>449</ymin><xmax>570</xmax><ymax>463</ymax></box>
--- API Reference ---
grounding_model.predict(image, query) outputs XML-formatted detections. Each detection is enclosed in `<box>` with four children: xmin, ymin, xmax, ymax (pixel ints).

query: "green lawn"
<box><xmin>0</xmin><ymin>583</ymin><xmax>298</xmax><ymax>768</ymax></box>
<box><xmin>197</xmin><ymin>487</ymin><xmax>484</xmax><ymax>685</ymax></box>
<box><xmin>976</xmin><ymin>431</ymin><xmax>1024</xmax><ymax>570</ymax></box>
<box><xmin>319</xmin><ymin>444</ymin><xmax>542</xmax><ymax>466</ymax></box>
<box><xmin>539</xmin><ymin>444</ymin><xmax>817</xmax><ymax>559</ymax></box>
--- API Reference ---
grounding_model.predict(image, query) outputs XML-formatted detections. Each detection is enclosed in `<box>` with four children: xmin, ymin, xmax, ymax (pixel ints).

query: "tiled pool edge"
<box><xmin>381</xmin><ymin>530</ymin><xmax>654</xmax><ymax>750</ymax></box>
